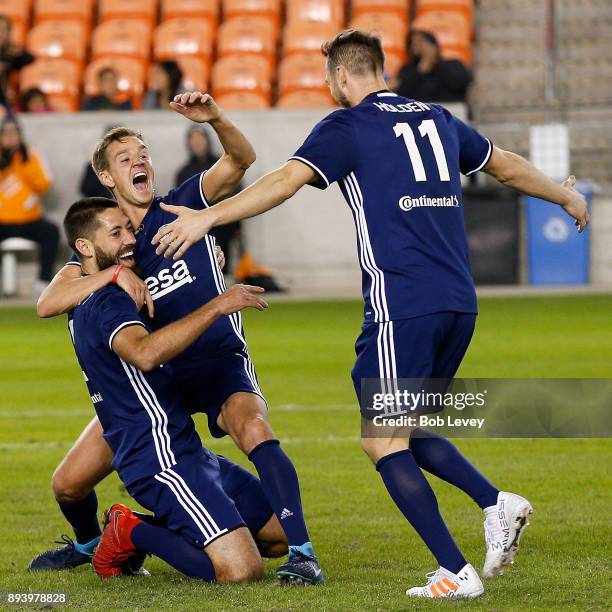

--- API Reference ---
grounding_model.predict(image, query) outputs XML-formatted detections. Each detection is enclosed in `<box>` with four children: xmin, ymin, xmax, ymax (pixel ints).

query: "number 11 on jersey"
<box><xmin>394</xmin><ymin>120</ymin><xmax>451</xmax><ymax>182</ymax></box>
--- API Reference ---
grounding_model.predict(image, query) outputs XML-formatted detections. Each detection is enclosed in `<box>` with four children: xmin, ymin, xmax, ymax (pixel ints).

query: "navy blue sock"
<box><xmin>131</xmin><ymin>523</ymin><xmax>216</xmax><ymax>581</ymax></box>
<box><xmin>377</xmin><ymin>449</ymin><xmax>466</xmax><ymax>574</ymax></box>
<box><xmin>249</xmin><ymin>440</ymin><xmax>310</xmax><ymax>548</ymax></box>
<box><xmin>410</xmin><ymin>429</ymin><xmax>499</xmax><ymax>509</ymax></box>
<box><xmin>57</xmin><ymin>491</ymin><xmax>101</xmax><ymax>546</ymax></box>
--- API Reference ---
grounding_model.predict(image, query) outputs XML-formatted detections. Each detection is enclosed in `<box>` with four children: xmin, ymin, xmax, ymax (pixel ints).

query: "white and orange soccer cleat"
<box><xmin>406</xmin><ymin>563</ymin><xmax>484</xmax><ymax>599</ymax></box>
<box><xmin>482</xmin><ymin>491</ymin><xmax>533</xmax><ymax>579</ymax></box>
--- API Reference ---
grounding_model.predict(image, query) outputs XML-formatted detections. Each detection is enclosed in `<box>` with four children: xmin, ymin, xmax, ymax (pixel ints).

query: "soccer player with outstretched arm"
<box><xmin>150</xmin><ymin>31</ymin><xmax>589</xmax><ymax>599</ymax></box>
<box><xmin>31</xmin><ymin>94</ymin><xmax>323</xmax><ymax>584</ymax></box>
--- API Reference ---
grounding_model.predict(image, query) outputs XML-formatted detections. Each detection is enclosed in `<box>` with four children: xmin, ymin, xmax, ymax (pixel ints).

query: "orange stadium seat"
<box><xmin>277</xmin><ymin>90</ymin><xmax>334</xmax><ymax>108</ymax></box>
<box><xmin>215</xmin><ymin>91</ymin><xmax>270</xmax><ymax>110</ymax></box>
<box><xmin>92</xmin><ymin>20</ymin><xmax>152</xmax><ymax>62</ymax></box>
<box><xmin>9</xmin><ymin>21</ymin><xmax>27</xmax><ymax>46</ymax></box>
<box><xmin>383</xmin><ymin>49</ymin><xmax>404</xmax><ymax>79</ymax></box>
<box><xmin>217</xmin><ymin>16</ymin><xmax>277</xmax><ymax>65</ymax></box>
<box><xmin>0</xmin><ymin>0</ymin><xmax>31</xmax><ymax>28</ymax></box>
<box><xmin>286</xmin><ymin>0</ymin><xmax>345</xmax><ymax>28</ymax></box>
<box><xmin>154</xmin><ymin>18</ymin><xmax>214</xmax><ymax>61</ymax></box>
<box><xmin>99</xmin><ymin>0</ymin><xmax>158</xmax><ymax>24</ymax></box>
<box><xmin>34</xmin><ymin>0</ymin><xmax>94</xmax><ymax>26</ymax></box>
<box><xmin>176</xmin><ymin>56</ymin><xmax>210</xmax><ymax>91</ymax></box>
<box><xmin>20</xmin><ymin>59</ymin><xmax>81</xmax><ymax>111</ymax></box>
<box><xmin>411</xmin><ymin>11</ymin><xmax>471</xmax><ymax>63</ymax></box>
<box><xmin>161</xmin><ymin>0</ymin><xmax>219</xmax><ymax>27</ymax></box>
<box><xmin>85</xmin><ymin>57</ymin><xmax>146</xmax><ymax>106</ymax></box>
<box><xmin>352</xmin><ymin>0</ymin><xmax>410</xmax><ymax>22</ymax></box>
<box><xmin>27</xmin><ymin>20</ymin><xmax>88</xmax><ymax>64</ymax></box>
<box><xmin>278</xmin><ymin>54</ymin><xmax>327</xmax><ymax>96</ymax></box>
<box><xmin>282</xmin><ymin>21</ymin><xmax>337</xmax><ymax>57</ymax></box>
<box><xmin>223</xmin><ymin>0</ymin><xmax>281</xmax><ymax>28</ymax></box>
<box><xmin>211</xmin><ymin>55</ymin><xmax>272</xmax><ymax>101</ymax></box>
<box><xmin>416</xmin><ymin>0</ymin><xmax>474</xmax><ymax>31</ymax></box>
<box><xmin>350</xmin><ymin>12</ymin><xmax>407</xmax><ymax>60</ymax></box>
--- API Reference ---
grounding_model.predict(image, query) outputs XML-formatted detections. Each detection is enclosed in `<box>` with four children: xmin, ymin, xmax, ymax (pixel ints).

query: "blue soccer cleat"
<box><xmin>28</xmin><ymin>535</ymin><xmax>94</xmax><ymax>571</ymax></box>
<box><xmin>276</xmin><ymin>544</ymin><xmax>324</xmax><ymax>585</ymax></box>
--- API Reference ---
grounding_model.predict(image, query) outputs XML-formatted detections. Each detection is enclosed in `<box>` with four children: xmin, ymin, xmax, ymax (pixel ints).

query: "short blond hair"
<box><xmin>92</xmin><ymin>126</ymin><xmax>144</xmax><ymax>175</ymax></box>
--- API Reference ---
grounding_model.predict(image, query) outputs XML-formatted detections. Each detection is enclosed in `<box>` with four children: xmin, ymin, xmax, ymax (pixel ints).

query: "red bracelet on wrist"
<box><xmin>111</xmin><ymin>264</ymin><xmax>124</xmax><ymax>284</ymax></box>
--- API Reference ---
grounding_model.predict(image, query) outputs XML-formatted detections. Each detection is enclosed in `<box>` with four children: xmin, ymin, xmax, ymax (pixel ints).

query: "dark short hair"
<box><xmin>98</xmin><ymin>66</ymin><xmax>117</xmax><ymax>80</ymax></box>
<box><xmin>63</xmin><ymin>197</ymin><xmax>118</xmax><ymax>251</ymax></box>
<box><xmin>91</xmin><ymin>126</ymin><xmax>144</xmax><ymax>174</ymax></box>
<box><xmin>321</xmin><ymin>29</ymin><xmax>385</xmax><ymax>76</ymax></box>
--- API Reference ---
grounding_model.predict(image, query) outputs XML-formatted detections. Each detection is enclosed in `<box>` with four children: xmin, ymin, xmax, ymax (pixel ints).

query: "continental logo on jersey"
<box><xmin>145</xmin><ymin>260</ymin><xmax>194</xmax><ymax>301</ymax></box>
<box><xmin>399</xmin><ymin>194</ymin><xmax>460</xmax><ymax>212</ymax></box>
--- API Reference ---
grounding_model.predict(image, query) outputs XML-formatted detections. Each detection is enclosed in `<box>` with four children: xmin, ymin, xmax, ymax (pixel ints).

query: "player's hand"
<box><xmin>116</xmin><ymin>267</ymin><xmax>154</xmax><ymax>318</ymax></box>
<box><xmin>169</xmin><ymin>92</ymin><xmax>222</xmax><ymax>124</ymax></box>
<box><xmin>215</xmin><ymin>244</ymin><xmax>225</xmax><ymax>270</ymax></box>
<box><xmin>214</xmin><ymin>284</ymin><xmax>268</xmax><ymax>315</ymax></box>
<box><xmin>152</xmin><ymin>203</ymin><xmax>214</xmax><ymax>259</ymax></box>
<box><xmin>561</xmin><ymin>175</ymin><xmax>590</xmax><ymax>233</ymax></box>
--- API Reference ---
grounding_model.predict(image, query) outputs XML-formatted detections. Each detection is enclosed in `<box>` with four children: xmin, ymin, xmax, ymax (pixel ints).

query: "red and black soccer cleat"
<box><xmin>92</xmin><ymin>504</ymin><xmax>143</xmax><ymax>579</ymax></box>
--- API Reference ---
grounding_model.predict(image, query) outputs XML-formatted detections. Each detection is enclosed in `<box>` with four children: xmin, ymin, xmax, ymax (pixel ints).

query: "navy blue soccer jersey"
<box><xmin>68</xmin><ymin>286</ymin><xmax>202</xmax><ymax>486</ymax></box>
<box><xmin>68</xmin><ymin>173</ymin><xmax>248</xmax><ymax>362</ymax></box>
<box><xmin>291</xmin><ymin>90</ymin><xmax>492</xmax><ymax>323</ymax></box>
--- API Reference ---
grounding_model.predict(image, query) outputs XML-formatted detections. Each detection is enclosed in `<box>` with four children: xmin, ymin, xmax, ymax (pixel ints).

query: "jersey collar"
<box><xmin>360</xmin><ymin>89</ymin><xmax>399</xmax><ymax>104</ymax></box>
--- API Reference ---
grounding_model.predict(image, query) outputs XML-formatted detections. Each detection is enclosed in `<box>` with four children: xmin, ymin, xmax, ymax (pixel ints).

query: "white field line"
<box><xmin>0</xmin><ymin>434</ymin><xmax>359</xmax><ymax>451</ymax></box>
<box><xmin>0</xmin><ymin>404</ymin><xmax>357</xmax><ymax>419</ymax></box>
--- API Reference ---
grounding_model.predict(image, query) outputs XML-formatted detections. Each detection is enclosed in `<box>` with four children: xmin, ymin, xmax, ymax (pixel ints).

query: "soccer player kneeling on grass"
<box><xmin>62</xmin><ymin>197</ymin><xmax>272</xmax><ymax>581</ymax></box>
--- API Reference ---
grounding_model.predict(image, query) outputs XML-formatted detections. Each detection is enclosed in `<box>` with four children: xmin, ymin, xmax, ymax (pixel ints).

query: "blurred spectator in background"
<box><xmin>0</xmin><ymin>115</ymin><xmax>58</xmax><ymax>294</ymax></box>
<box><xmin>81</xmin><ymin>67</ymin><xmax>132</xmax><ymax>111</ymax></box>
<box><xmin>20</xmin><ymin>87</ymin><xmax>53</xmax><ymax>113</ymax></box>
<box><xmin>143</xmin><ymin>61</ymin><xmax>184</xmax><ymax>110</ymax></box>
<box><xmin>174</xmin><ymin>125</ymin><xmax>283</xmax><ymax>290</ymax></box>
<box><xmin>0</xmin><ymin>15</ymin><xmax>34</xmax><ymax>112</ymax></box>
<box><xmin>392</xmin><ymin>30</ymin><xmax>471</xmax><ymax>103</ymax></box>
<box><xmin>175</xmin><ymin>125</ymin><xmax>218</xmax><ymax>185</ymax></box>
<box><xmin>175</xmin><ymin>125</ymin><xmax>241</xmax><ymax>272</ymax></box>
<box><xmin>79</xmin><ymin>125</ymin><xmax>117</xmax><ymax>198</ymax></box>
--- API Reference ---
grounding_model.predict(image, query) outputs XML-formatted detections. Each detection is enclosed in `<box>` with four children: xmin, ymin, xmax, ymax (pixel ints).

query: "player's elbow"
<box><xmin>133</xmin><ymin>352</ymin><xmax>160</xmax><ymax>372</ymax></box>
<box><xmin>127</xmin><ymin>345</ymin><xmax>162</xmax><ymax>372</ymax></box>
<box><xmin>229</xmin><ymin>149</ymin><xmax>256</xmax><ymax>171</ymax></box>
<box><xmin>36</xmin><ymin>295</ymin><xmax>59</xmax><ymax>318</ymax></box>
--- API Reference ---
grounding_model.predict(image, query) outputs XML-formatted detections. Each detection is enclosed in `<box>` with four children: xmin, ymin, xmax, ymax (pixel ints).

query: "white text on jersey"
<box><xmin>145</xmin><ymin>260</ymin><xmax>194</xmax><ymax>300</ymax></box>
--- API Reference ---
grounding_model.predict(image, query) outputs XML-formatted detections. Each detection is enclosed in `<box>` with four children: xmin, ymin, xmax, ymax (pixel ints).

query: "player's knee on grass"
<box><xmin>206</xmin><ymin>527</ymin><xmax>263</xmax><ymax>582</ymax></box>
<box><xmin>256</xmin><ymin>515</ymin><xmax>289</xmax><ymax>558</ymax></box>
<box><xmin>220</xmin><ymin>394</ymin><xmax>274</xmax><ymax>455</ymax></box>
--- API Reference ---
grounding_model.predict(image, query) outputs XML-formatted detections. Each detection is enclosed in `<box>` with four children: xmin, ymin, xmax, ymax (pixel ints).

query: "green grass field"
<box><xmin>1</xmin><ymin>295</ymin><xmax>611</xmax><ymax>611</ymax></box>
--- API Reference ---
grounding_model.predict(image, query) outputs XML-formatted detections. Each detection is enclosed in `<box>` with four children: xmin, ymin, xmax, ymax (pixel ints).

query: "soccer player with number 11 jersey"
<box><xmin>154</xmin><ymin>30</ymin><xmax>589</xmax><ymax>598</ymax></box>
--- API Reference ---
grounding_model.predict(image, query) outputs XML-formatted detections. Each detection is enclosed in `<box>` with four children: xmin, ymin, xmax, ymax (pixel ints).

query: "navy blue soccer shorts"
<box><xmin>173</xmin><ymin>349</ymin><xmax>267</xmax><ymax>438</ymax></box>
<box><xmin>127</xmin><ymin>448</ymin><xmax>272</xmax><ymax>549</ymax></box>
<box><xmin>351</xmin><ymin>312</ymin><xmax>477</xmax><ymax>413</ymax></box>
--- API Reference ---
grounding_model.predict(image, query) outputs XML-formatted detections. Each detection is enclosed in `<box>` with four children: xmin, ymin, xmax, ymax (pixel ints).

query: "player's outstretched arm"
<box><xmin>152</xmin><ymin>160</ymin><xmax>315</xmax><ymax>260</ymax></box>
<box><xmin>169</xmin><ymin>91</ymin><xmax>256</xmax><ymax>203</ymax></box>
<box><xmin>112</xmin><ymin>284</ymin><xmax>268</xmax><ymax>371</ymax></box>
<box><xmin>37</xmin><ymin>264</ymin><xmax>153</xmax><ymax>318</ymax></box>
<box><xmin>484</xmin><ymin>145</ymin><xmax>589</xmax><ymax>232</ymax></box>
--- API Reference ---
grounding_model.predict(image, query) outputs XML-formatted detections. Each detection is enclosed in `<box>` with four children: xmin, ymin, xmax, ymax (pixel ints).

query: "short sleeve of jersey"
<box><xmin>444</xmin><ymin>110</ymin><xmax>492</xmax><ymax>176</ymax></box>
<box><xmin>93</xmin><ymin>288</ymin><xmax>146</xmax><ymax>351</ymax></box>
<box><xmin>290</xmin><ymin>111</ymin><xmax>357</xmax><ymax>189</ymax></box>
<box><xmin>161</xmin><ymin>172</ymin><xmax>209</xmax><ymax>210</ymax></box>
<box><xmin>66</xmin><ymin>252</ymin><xmax>81</xmax><ymax>267</ymax></box>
